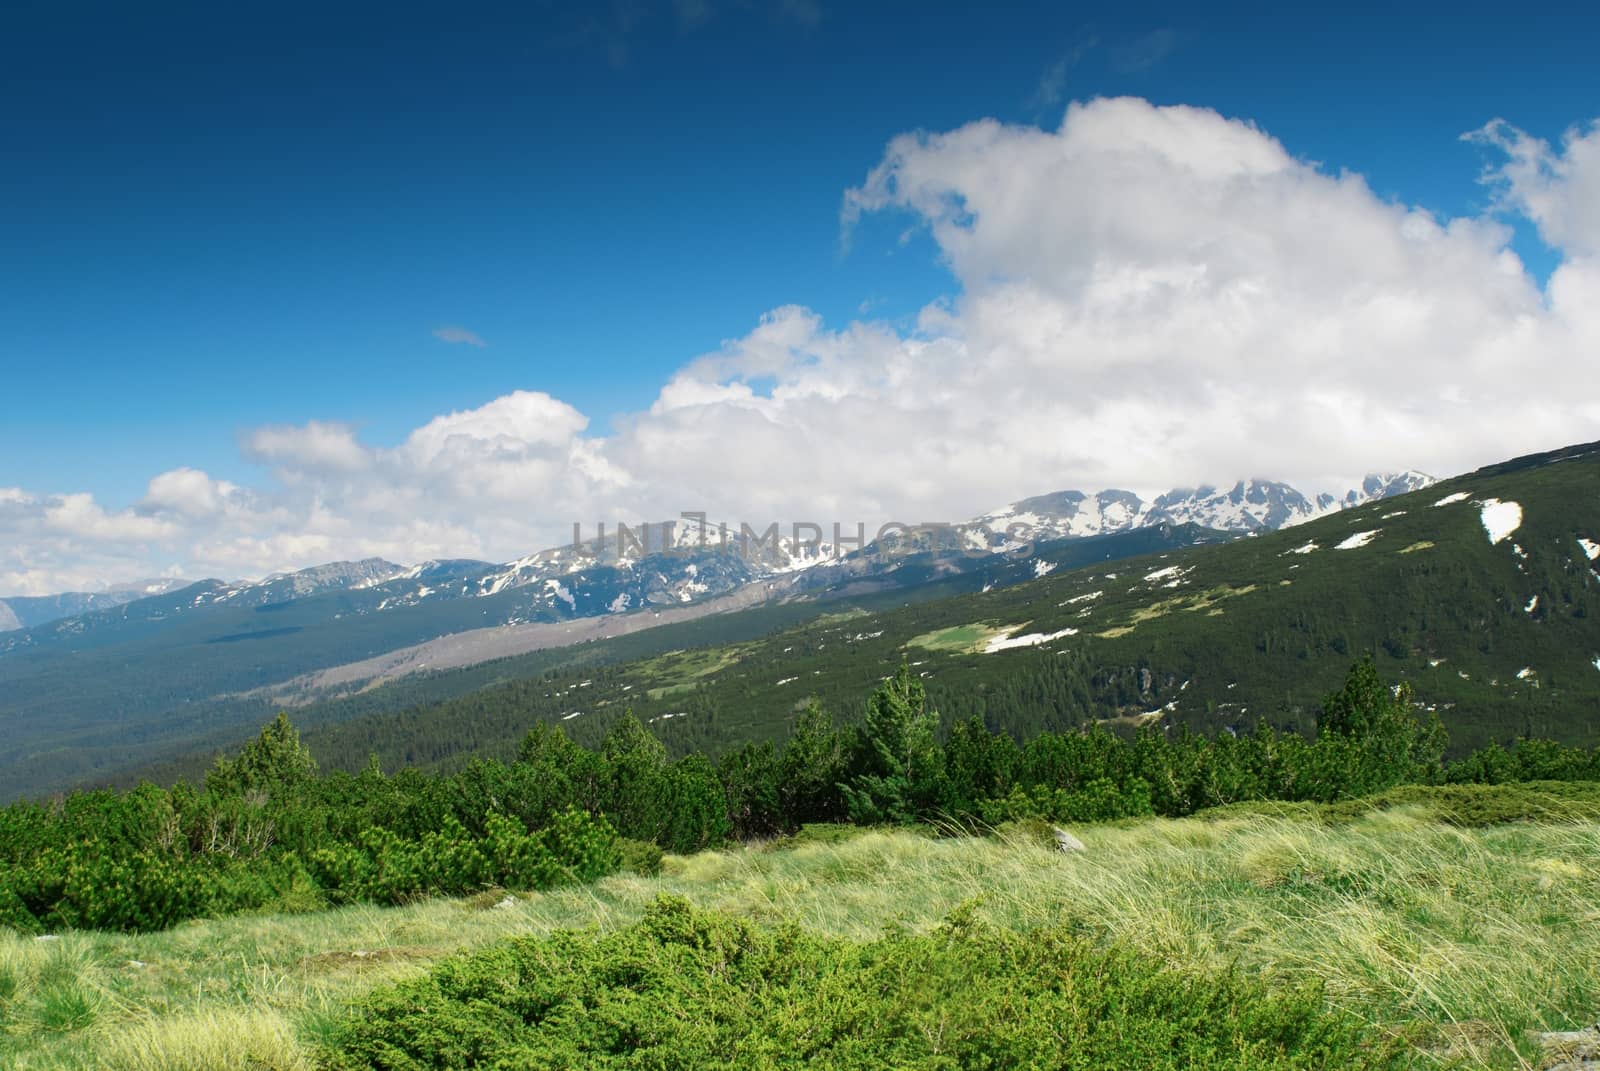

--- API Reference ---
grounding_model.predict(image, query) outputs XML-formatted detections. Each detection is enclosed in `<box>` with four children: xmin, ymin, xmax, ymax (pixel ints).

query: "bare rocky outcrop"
<box><xmin>1536</xmin><ymin>1024</ymin><xmax>1600</xmax><ymax>1070</ymax></box>
<box><xmin>1052</xmin><ymin>827</ymin><xmax>1086</xmax><ymax>853</ymax></box>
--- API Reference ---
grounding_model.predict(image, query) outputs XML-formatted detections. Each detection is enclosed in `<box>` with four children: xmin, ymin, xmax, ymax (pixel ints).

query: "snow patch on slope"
<box><xmin>543</xmin><ymin>579</ymin><xmax>576</xmax><ymax>610</ymax></box>
<box><xmin>984</xmin><ymin>625</ymin><xmax>1080</xmax><ymax>653</ymax></box>
<box><xmin>1479</xmin><ymin>499</ymin><xmax>1522</xmax><ymax>545</ymax></box>
<box><xmin>1335</xmin><ymin>530</ymin><xmax>1380</xmax><ymax>550</ymax></box>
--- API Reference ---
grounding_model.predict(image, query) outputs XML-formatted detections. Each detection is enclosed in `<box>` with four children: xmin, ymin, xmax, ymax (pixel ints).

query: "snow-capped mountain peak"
<box><xmin>1</xmin><ymin>467</ymin><xmax>1438</xmax><ymax>642</ymax></box>
<box><xmin>976</xmin><ymin>472</ymin><xmax>1436</xmax><ymax>544</ymax></box>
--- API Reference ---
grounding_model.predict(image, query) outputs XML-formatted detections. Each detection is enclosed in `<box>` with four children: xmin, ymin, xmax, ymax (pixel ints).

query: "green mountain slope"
<box><xmin>0</xmin><ymin>524</ymin><xmax>1223</xmax><ymax>800</ymax></box>
<box><xmin>287</xmin><ymin>440</ymin><xmax>1600</xmax><ymax>775</ymax></box>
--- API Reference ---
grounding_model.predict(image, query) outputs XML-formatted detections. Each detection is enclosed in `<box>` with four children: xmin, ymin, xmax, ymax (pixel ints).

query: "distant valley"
<box><xmin>1</xmin><ymin>466</ymin><xmax>1446</xmax><ymax>799</ymax></box>
<box><xmin>270</xmin><ymin>440</ymin><xmax>1599</xmax><ymax>786</ymax></box>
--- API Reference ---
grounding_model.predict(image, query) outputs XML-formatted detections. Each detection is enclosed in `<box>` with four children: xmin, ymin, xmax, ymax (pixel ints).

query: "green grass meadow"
<box><xmin>3</xmin><ymin>784</ymin><xmax>1597</xmax><ymax>1069</ymax></box>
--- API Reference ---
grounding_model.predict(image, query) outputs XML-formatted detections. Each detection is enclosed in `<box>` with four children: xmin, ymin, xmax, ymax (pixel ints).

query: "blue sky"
<box><xmin>4</xmin><ymin>1</ymin><xmax>1599</xmax><ymax>592</ymax></box>
<box><xmin>4</xmin><ymin>0</ymin><xmax>1591</xmax><ymax>501</ymax></box>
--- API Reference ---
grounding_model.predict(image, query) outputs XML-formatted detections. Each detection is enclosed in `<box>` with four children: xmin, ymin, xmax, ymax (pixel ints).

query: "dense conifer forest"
<box><xmin>6</xmin><ymin>656</ymin><xmax>1597</xmax><ymax>939</ymax></box>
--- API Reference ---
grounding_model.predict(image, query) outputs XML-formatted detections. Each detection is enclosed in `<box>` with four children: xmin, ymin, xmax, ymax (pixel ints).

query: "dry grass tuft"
<box><xmin>2</xmin><ymin>800</ymin><xmax>1596</xmax><ymax>1069</ymax></box>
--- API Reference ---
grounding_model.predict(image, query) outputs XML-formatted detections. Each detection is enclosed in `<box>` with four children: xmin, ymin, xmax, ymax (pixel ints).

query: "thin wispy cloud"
<box><xmin>1113</xmin><ymin>28</ymin><xmax>1178</xmax><ymax>72</ymax></box>
<box><xmin>433</xmin><ymin>325</ymin><xmax>488</xmax><ymax>348</ymax></box>
<box><xmin>1030</xmin><ymin>34</ymin><xmax>1099</xmax><ymax>112</ymax></box>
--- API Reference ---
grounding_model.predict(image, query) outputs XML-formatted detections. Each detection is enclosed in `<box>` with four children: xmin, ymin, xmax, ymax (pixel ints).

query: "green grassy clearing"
<box><xmin>639</xmin><ymin>645</ymin><xmax>746</xmax><ymax>699</ymax></box>
<box><xmin>2</xmin><ymin>787</ymin><xmax>1596</xmax><ymax>1069</ymax></box>
<box><xmin>906</xmin><ymin>622</ymin><xmax>1008</xmax><ymax>653</ymax></box>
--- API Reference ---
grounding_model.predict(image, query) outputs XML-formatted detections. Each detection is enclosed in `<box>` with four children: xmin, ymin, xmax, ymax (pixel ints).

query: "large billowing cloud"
<box><xmin>1470</xmin><ymin>118</ymin><xmax>1600</xmax><ymax>257</ymax></box>
<box><xmin>5</xmin><ymin>97</ymin><xmax>1599</xmax><ymax>594</ymax></box>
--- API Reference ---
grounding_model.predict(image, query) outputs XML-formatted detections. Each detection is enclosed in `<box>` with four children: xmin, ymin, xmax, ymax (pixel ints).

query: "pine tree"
<box><xmin>1317</xmin><ymin>655</ymin><xmax>1395</xmax><ymax>739</ymax></box>
<box><xmin>601</xmin><ymin>713</ymin><xmax>669</xmax><ymax>841</ymax></box>
<box><xmin>841</xmin><ymin>661</ymin><xmax>943</xmax><ymax>824</ymax></box>
<box><xmin>778</xmin><ymin>701</ymin><xmax>846</xmax><ymax>824</ymax></box>
<box><xmin>1315</xmin><ymin>655</ymin><xmax>1441</xmax><ymax>796</ymax></box>
<box><xmin>205</xmin><ymin>712</ymin><xmax>317</xmax><ymax>799</ymax></box>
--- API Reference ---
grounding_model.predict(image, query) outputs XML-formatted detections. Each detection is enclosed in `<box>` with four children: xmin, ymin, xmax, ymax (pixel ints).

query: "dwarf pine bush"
<box><xmin>324</xmin><ymin>896</ymin><xmax>1411</xmax><ymax>1071</ymax></box>
<box><xmin>3</xmin><ymin>655</ymin><xmax>1597</xmax><ymax>936</ymax></box>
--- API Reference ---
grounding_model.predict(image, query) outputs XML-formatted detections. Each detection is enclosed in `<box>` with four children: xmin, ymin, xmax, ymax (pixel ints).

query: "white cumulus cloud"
<box><xmin>1468</xmin><ymin>118</ymin><xmax>1600</xmax><ymax>257</ymax></box>
<box><xmin>6</xmin><ymin>97</ymin><xmax>1600</xmax><ymax>594</ymax></box>
<box><xmin>243</xmin><ymin>421</ymin><xmax>371</xmax><ymax>473</ymax></box>
<box><xmin>143</xmin><ymin>468</ymin><xmax>239</xmax><ymax>518</ymax></box>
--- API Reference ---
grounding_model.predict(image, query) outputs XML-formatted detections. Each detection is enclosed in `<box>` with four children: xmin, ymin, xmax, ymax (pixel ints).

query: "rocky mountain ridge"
<box><xmin>0</xmin><ymin>471</ymin><xmax>1433</xmax><ymax>640</ymax></box>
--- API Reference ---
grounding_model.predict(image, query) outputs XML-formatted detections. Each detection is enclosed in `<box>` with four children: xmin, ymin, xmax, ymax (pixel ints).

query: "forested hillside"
<box><xmin>5</xmin><ymin>644</ymin><xmax>1599</xmax><ymax>1070</ymax></box>
<box><xmin>269</xmin><ymin>440</ymin><xmax>1600</xmax><ymax>778</ymax></box>
<box><xmin>0</xmin><ymin>523</ymin><xmax>1220</xmax><ymax>801</ymax></box>
<box><xmin>8</xmin><ymin>654</ymin><xmax>1599</xmax><ymax>940</ymax></box>
<box><xmin>10</xmin><ymin>440</ymin><xmax>1599</xmax><ymax>802</ymax></box>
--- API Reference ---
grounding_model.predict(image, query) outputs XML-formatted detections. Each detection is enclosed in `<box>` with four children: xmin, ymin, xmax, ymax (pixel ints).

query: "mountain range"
<box><xmin>0</xmin><ymin>577</ymin><xmax>191</xmax><ymax>632</ymax></box>
<box><xmin>0</xmin><ymin>471</ymin><xmax>1434</xmax><ymax>637</ymax></box>
<box><xmin>975</xmin><ymin>472</ymin><xmax>1435</xmax><ymax>544</ymax></box>
<box><xmin>0</xmin><ymin>467</ymin><xmax>1440</xmax><ymax>800</ymax></box>
<box><xmin>274</xmin><ymin>440</ymin><xmax>1600</xmax><ymax>788</ymax></box>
